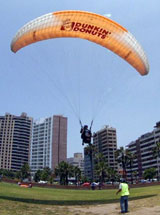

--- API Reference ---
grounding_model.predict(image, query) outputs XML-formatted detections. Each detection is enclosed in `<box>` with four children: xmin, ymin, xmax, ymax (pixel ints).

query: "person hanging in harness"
<box><xmin>80</xmin><ymin>125</ymin><xmax>92</xmax><ymax>146</ymax></box>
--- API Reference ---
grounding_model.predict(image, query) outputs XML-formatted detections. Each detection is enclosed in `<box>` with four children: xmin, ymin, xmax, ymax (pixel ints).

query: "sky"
<box><xmin>1</xmin><ymin>0</ymin><xmax>160</xmax><ymax>158</ymax></box>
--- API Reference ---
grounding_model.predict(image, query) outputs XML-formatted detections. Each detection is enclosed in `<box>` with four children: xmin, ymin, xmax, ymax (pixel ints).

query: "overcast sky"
<box><xmin>1</xmin><ymin>0</ymin><xmax>160</xmax><ymax>157</ymax></box>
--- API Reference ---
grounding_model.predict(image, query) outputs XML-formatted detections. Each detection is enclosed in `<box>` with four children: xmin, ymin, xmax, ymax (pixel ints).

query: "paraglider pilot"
<box><xmin>80</xmin><ymin>125</ymin><xmax>92</xmax><ymax>145</ymax></box>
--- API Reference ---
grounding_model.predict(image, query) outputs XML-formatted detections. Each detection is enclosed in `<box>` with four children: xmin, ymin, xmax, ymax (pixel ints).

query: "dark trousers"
<box><xmin>120</xmin><ymin>195</ymin><xmax>128</xmax><ymax>213</ymax></box>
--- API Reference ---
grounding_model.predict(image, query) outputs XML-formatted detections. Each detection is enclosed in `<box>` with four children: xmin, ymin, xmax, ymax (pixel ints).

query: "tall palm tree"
<box><xmin>115</xmin><ymin>147</ymin><xmax>129</xmax><ymax>180</ymax></box>
<box><xmin>107</xmin><ymin>167</ymin><xmax>118</xmax><ymax>184</ymax></box>
<box><xmin>20</xmin><ymin>163</ymin><xmax>31</xmax><ymax>181</ymax></box>
<box><xmin>34</xmin><ymin>169</ymin><xmax>42</xmax><ymax>182</ymax></box>
<box><xmin>41</xmin><ymin>167</ymin><xmax>52</xmax><ymax>181</ymax></box>
<box><xmin>126</xmin><ymin>150</ymin><xmax>136</xmax><ymax>184</ymax></box>
<box><xmin>94</xmin><ymin>153</ymin><xmax>108</xmax><ymax>183</ymax></box>
<box><xmin>133</xmin><ymin>170</ymin><xmax>138</xmax><ymax>182</ymax></box>
<box><xmin>55</xmin><ymin>161</ymin><xmax>73</xmax><ymax>185</ymax></box>
<box><xmin>74</xmin><ymin>166</ymin><xmax>81</xmax><ymax>184</ymax></box>
<box><xmin>152</xmin><ymin>141</ymin><xmax>160</xmax><ymax>180</ymax></box>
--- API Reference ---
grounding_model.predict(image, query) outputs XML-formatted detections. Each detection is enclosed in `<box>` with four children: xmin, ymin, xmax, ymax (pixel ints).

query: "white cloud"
<box><xmin>103</xmin><ymin>13</ymin><xmax>112</xmax><ymax>18</ymax></box>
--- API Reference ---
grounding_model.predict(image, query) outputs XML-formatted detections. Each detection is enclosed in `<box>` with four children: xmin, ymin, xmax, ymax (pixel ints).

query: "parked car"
<box><xmin>106</xmin><ymin>181</ymin><xmax>112</xmax><ymax>184</ymax></box>
<box><xmin>82</xmin><ymin>182</ymin><xmax>90</xmax><ymax>187</ymax></box>
<box><xmin>140</xmin><ymin>179</ymin><xmax>147</xmax><ymax>183</ymax></box>
<box><xmin>68</xmin><ymin>182</ymin><xmax>74</xmax><ymax>185</ymax></box>
<box><xmin>22</xmin><ymin>178</ymin><xmax>30</xmax><ymax>183</ymax></box>
<box><xmin>152</xmin><ymin>178</ymin><xmax>157</xmax><ymax>182</ymax></box>
<box><xmin>38</xmin><ymin>180</ymin><xmax>48</xmax><ymax>184</ymax></box>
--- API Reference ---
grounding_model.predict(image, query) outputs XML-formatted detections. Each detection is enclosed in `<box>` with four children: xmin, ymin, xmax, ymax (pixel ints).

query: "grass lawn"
<box><xmin>0</xmin><ymin>182</ymin><xmax>160</xmax><ymax>215</ymax></box>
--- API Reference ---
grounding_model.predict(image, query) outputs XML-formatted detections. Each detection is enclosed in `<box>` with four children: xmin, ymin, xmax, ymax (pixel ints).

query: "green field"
<box><xmin>0</xmin><ymin>182</ymin><xmax>160</xmax><ymax>215</ymax></box>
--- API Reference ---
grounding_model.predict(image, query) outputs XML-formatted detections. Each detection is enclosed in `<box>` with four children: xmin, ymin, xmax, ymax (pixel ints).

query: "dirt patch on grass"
<box><xmin>69</xmin><ymin>195</ymin><xmax>160</xmax><ymax>215</ymax></box>
<box><xmin>69</xmin><ymin>204</ymin><xmax>160</xmax><ymax>215</ymax></box>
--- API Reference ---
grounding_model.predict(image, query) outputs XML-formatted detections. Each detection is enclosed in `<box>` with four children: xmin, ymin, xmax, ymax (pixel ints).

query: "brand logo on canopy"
<box><xmin>61</xmin><ymin>19</ymin><xmax>111</xmax><ymax>39</ymax></box>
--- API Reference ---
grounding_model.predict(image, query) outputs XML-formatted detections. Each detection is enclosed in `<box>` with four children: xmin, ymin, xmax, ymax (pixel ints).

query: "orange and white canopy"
<box><xmin>11</xmin><ymin>10</ymin><xmax>149</xmax><ymax>75</ymax></box>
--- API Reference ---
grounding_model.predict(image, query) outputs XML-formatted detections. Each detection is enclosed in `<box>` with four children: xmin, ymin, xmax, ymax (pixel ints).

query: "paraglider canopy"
<box><xmin>11</xmin><ymin>10</ymin><xmax>149</xmax><ymax>76</ymax></box>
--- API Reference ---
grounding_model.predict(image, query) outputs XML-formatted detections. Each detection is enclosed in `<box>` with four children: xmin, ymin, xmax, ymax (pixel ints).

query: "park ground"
<box><xmin>1</xmin><ymin>182</ymin><xmax>160</xmax><ymax>214</ymax></box>
<box><xmin>69</xmin><ymin>197</ymin><xmax>160</xmax><ymax>214</ymax></box>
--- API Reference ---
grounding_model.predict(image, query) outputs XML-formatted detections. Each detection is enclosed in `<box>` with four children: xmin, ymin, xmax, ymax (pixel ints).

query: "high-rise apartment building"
<box><xmin>84</xmin><ymin>125</ymin><xmax>118</xmax><ymax>180</ymax></box>
<box><xmin>0</xmin><ymin>112</ymin><xmax>32</xmax><ymax>171</ymax></box>
<box><xmin>127</xmin><ymin>122</ymin><xmax>160</xmax><ymax>179</ymax></box>
<box><xmin>52</xmin><ymin>115</ymin><xmax>67</xmax><ymax>170</ymax></box>
<box><xmin>30</xmin><ymin>115</ymin><xmax>67</xmax><ymax>174</ymax></box>
<box><xmin>93</xmin><ymin>125</ymin><xmax>118</xmax><ymax>170</ymax></box>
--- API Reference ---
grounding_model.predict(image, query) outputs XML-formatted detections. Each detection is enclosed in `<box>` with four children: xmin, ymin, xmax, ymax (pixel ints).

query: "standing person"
<box><xmin>91</xmin><ymin>182</ymin><xmax>95</xmax><ymax>190</ymax></box>
<box><xmin>116</xmin><ymin>179</ymin><xmax>130</xmax><ymax>213</ymax></box>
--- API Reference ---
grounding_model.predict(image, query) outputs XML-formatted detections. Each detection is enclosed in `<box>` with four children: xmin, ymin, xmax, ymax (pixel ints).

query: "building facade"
<box><xmin>84</xmin><ymin>125</ymin><xmax>118</xmax><ymax>180</ymax></box>
<box><xmin>30</xmin><ymin>115</ymin><xmax>67</xmax><ymax>174</ymax></box>
<box><xmin>127</xmin><ymin>122</ymin><xmax>160</xmax><ymax>180</ymax></box>
<box><xmin>93</xmin><ymin>125</ymin><xmax>118</xmax><ymax>170</ymax></box>
<box><xmin>67</xmin><ymin>153</ymin><xmax>84</xmax><ymax>174</ymax></box>
<box><xmin>84</xmin><ymin>148</ymin><xmax>92</xmax><ymax>180</ymax></box>
<box><xmin>52</xmin><ymin>115</ymin><xmax>67</xmax><ymax>170</ymax></box>
<box><xmin>0</xmin><ymin>113</ymin><xmax>32</xmax><ymax>171</ymax></box>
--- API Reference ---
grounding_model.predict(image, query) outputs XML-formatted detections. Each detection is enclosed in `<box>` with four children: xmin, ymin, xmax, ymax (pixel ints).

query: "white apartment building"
<box><xmin>30</xmin><ymin>115</ymin><xmax>67</xmax><ymax>175</ymax></box>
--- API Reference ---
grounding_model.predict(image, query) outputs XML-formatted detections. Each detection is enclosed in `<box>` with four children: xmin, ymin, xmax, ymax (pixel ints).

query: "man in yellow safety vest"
<box><xmin>116</xmin><ymin>179</ymin><xmax>130</xmax><ymax>213</ymax></box>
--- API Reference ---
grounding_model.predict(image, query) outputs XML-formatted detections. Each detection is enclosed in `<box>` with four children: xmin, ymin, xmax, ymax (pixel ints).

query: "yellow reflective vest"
<box><xmin>120</xmin><ymin>183</ymin><xmax>130</xmax><ymax>196</ymax></box>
